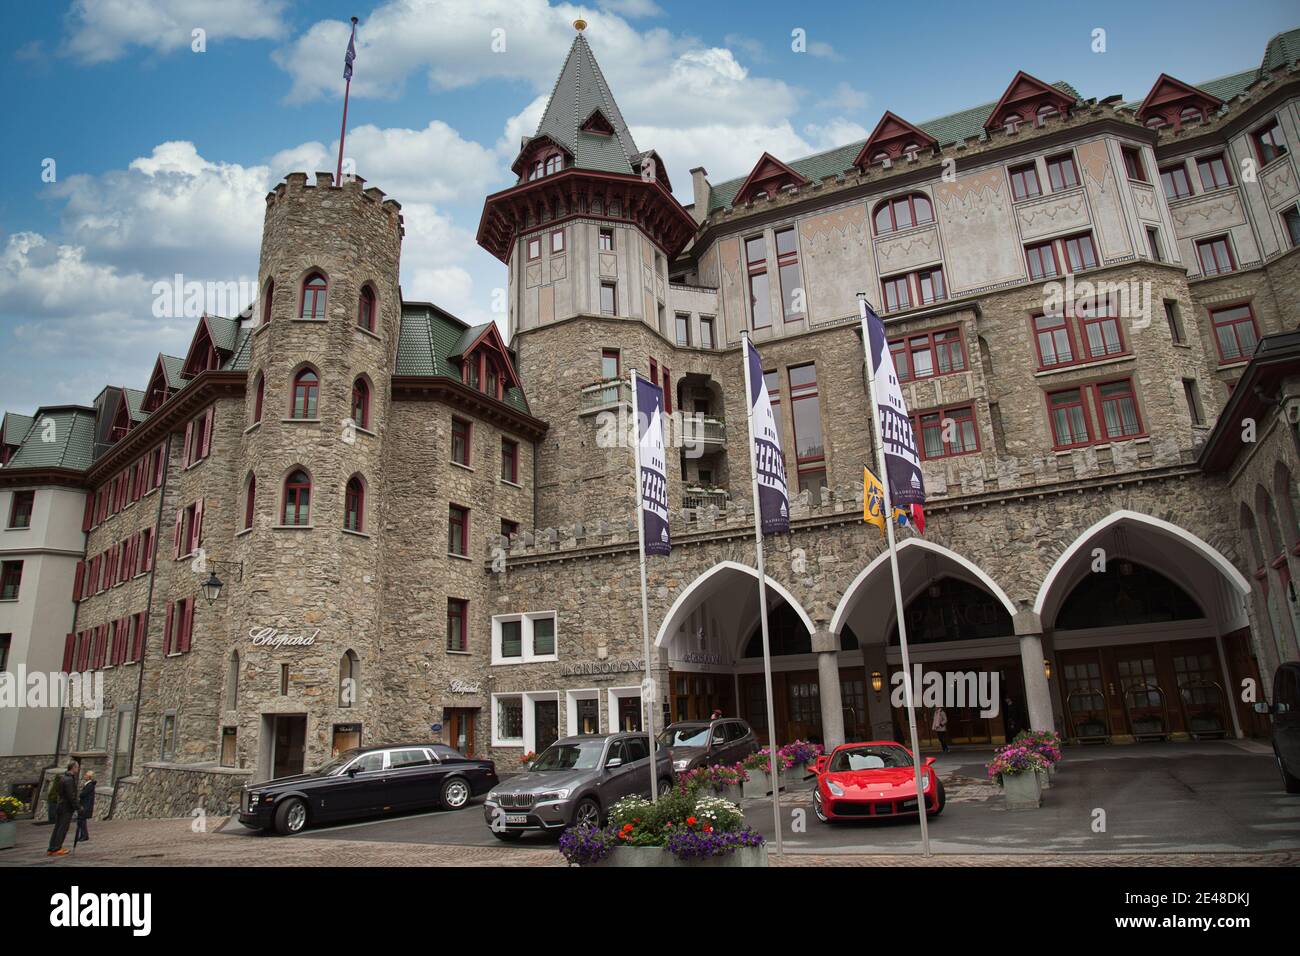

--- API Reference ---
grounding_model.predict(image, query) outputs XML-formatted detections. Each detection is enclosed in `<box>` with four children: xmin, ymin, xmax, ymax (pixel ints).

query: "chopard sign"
<box><xmin>249</xmin><ymin>627</ymin><xmax>319</xmax><ymax>648</ymax></box>
<box><xmin>558</xmin><ymin>659</ymin><xmax>645</xmax><ymax>677</ymax></box>
<box><xmin>449</xmin><ymin>679</ymin><xmax>481</xmax><ymax>695</ymax></box>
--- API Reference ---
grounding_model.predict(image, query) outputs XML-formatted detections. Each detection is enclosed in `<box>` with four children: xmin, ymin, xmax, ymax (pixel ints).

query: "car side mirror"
<box><xmin>605</xmin><ymin>757</ymin><xmax>623</xmax><ymax>769</ymax></box>
<box><xmin>924</xmin><ymin>756</ymin><xmax>937</xmax><ymax>766</ymax></box>
<box><xmin>813</xmin><ymin>756</ymin><xmax>829</xmax><ymax>774</ymax></box>
<box><xmin>1253</xmin><ymin>701</ymin><xmax>1272</xmax><ymax>715</ymax></box>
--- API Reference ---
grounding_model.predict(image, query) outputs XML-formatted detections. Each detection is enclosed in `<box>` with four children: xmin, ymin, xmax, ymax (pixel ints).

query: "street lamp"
<box><xmin>198</xmin><ymin>559</ymin><xmax>243</xmax><ymax>605</ymax></box>
<box><xmin>870</xmin><ymin>670</ymin><xmax>884</xmax><ymax>694</ymax></box>
<box><xmin>202</xmin><ymin>570</ymin><xmax>224</xmax><ymax>605</ymax></box>
<box><xmin>1043</xmin><ymin>659</ymin><xmax>1053</xmax><ymax>681</ymax></box>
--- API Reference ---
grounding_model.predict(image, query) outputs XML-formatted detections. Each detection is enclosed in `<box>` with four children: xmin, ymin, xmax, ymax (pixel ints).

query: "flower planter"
<box><xmin>586</xmin><ymin>845</ymin><xmax>769</xmax><ymax>868</ymax></box>
<box><xmin>783</xmin><ymin>765</ymin><xmax>814</xmax><ymax>792</ymax></box>
<box><xmin>741</xmin><ymin>770</ymin><xmax>783</xmax><ymax>799</ymax></box>
<box><xmin>1036</xmin><ymin>767</ymin><xmax>1051</xmax><ymax>791</ymax></box>
<box><xmin>709</xmin><ymin>783</ymin><xmax>744</xmax><ymax>804</ymax></box>
<box><xmin>0</xmin><ymin>820</ymin><xmax>16</xmax><ymax>850</ymax></box>
<box><xmin>999</xmin><ymin>771</ymin><xmax>1042</xmax><ymax>809</ymax></box>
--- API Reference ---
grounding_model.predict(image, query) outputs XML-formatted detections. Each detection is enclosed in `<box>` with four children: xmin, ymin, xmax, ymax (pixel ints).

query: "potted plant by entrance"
<box><xmin>679</xmin><ymin>763</ymin><xmax>747</xmax><ymax>804</ymax></box>
<box><xmin>1013</xmin><ymin>730</ymin><xmax>1063</xmax><ymax>790</ymax></box>
<box><xmin>558</xmin><ymin>790</ymin><xmax>767</xmax><ymax>867</ymax></box>
<box><xmin>779</xmin><ymin>740</ymin><xmax>823</xmax><ymax>791</ymax></box>
<box><xmin>740</xmin><ymin>748</ymin><xmax>792</xmax><ymax>798</ymax></box>
<box><xmin>0</xmin><ymin>796</ymin><xmax>27</xmax><ymax>850</ymax></box>
<box><xmin>987</xmin><ymin>745</ymin><xmax>1047</xmax><ymax>809</ymax></box>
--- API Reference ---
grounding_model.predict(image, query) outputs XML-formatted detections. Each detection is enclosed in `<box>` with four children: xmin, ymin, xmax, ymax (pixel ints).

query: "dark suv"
<box><xmin>657</xmin><ymin>717</ymin><xmax>758</xmax><ymax>774</ymax></box>
<box><xmin>1255</xmin><ymin>662</ymin><xmax>1300</xmax><ymax>793</ymax></box>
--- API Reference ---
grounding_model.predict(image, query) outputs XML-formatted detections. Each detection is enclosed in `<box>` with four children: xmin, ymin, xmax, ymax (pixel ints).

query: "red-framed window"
<box><xmin>1077</xmin><ymin>297</ymin><xmax>1125</xmax><ymax>360</ymax></box>
<box><xmin>700</xmin><ymin>317</ymin><xmax>715</xmax><ymax>349</ymax></box>
<box><xmin>357</xmin><ymin>285</ymin><xmax>376</xmax><ymax>332</ymax></box>
<box><xmin>253</xmin><ymin>373</ymin><xmax>264</xmax><ymax>423</ymax></box>
<box><xmin>663</xmin><ymin>367</ymin><xmax>672</xmax><ymax>415</ymax></box>
<box><xmin>501</xmin><ymin>519</ymin><xmax>520</xmax><ymax>539</ymax></box>
<box><xmin>915</xmin><ymin>404</ymin><xmax>979</xmax><ymax>460</ymax></box>
<box><xmin>184</xmin><ymin>407</ymin><xmax>213</xmax><ymax>468</ymax></box>
<box><xmin>1121</xmin><ymin>146</ymin><xmax>1147</xmax><ymax>182</ymax></box>
<box><xmin>882</xmin><ymin>274</ymin><xmax>911</xmax><ymax>312</ymax></box>
<box><xmin>8</xmin><ymin>490</ymin><xmax>34</xmax><ymax>529</ymax></box>
<box><xmin>446</xmin><ymin>598</ymin><xmax>468</xmax><ymax>652</ymax></box>
<box><xmin>448</xmin><ymin>505</ymin><xmax>469</xmax><ymax>556</ymax></box>
<box><xmin>1032</xmin><ymin>313</ymin><xmax>1075</xmax><ymax>368</ymax></box>
<box><xmin>501</xmin><ymin>439</ymin><xmax>518</xmax><ymax>483</ymax></box>
<box><xmin>788</xmin><ymin>363</ymin><xmax>825</xmax><ymax>492</ymax></box>
<box><xmin>261</xmin><ymin>279</ymin><xmax>274</xmax><ymax>325</ymax></box>
<box><xmin>1209</xmin><ymin>304</ymin><xmax>1259</xmax><ymax>364</ymax></box>
<box><xmin>1283</xmin><ymin>206</ymin><xmax>1300</xmax><ymax>249</ymax></box>
<box><xmin>527</xmin><ymin>236</ymin><xmax>541</xmax><ymax>260</ymax></box>
<box><xmin>1196</xmin><ymin>153</ymin><xmax>1231</xmax><ymax>191</ymax></box>
<box><xmin>1045</xmin><ymin>153</ymin><xmax>1079</xmax><ymax>191</ymax></box>
<box><xmin>889</xmin><ymin>327</ymin><xmax>966</xmax><ymax>382</ymax></box>
<box><xmin>344</xmin><ymin>476</ymin><xmax>364</xmax><ymax>532</ymax></box>
<box><xmin>282</xmin><ymin>470</ymin><xmax>311</xmax><ymax>526</ymax></box>
<box><xmin>1046</xmin><ymin>379</ymin><xmax>1143</xmax><ymax>449</ymax></box>
<box><xmin>764</xmin><ymin>370</ymin><xmax>783</xmax><ymax>451</ymax></box>
<box><xmin>745</xmin><ymin>234</ymin><xmax>771</xmax><ymax>328</ymax></box>
<box><xmin>1025</xmin><ymin>240</ymin><xmax>1059</xmax><ymax>280</ymax></box>
<box><xmin>244</xmin><ymin>475</ymin><xmax>256</xmax><ymax>531</ymax></box>
<box><xmin>451</xmin><ymin>417</ymin><xmax>471</xmax><ymax>466</ymax></box>
<box><xmin>1159</xmin><ymin>163</ymin><xmax>1193</xmax><ymax>201</ymax></box>
<box><xmin>1180</xmin><ymin>106</ymin><xmax>1205</xmax><ymax>126</ymax></box>
<box><xmin>1</xmin><ymin>560</ymin><xmax>23</xmax><ymax>600</ymax></box>
<box><xmin>599</xmin><ymin>281</ymin><xmax>617</xmax><ymax>316</ymax></box>
<box><xmin>1008</xmin><ymin>162</ymin><xmax>1041</xmax><ymax>201</ymax></box>
<box><xmin>1195</xmin><ymin>235</ymin><xmax>1234</xmax><ymax>276</ymax></box>
<box><xmin>881</xmin><ymin>267</ymin><xmax>946</xmax><ymax>312</ymax></box>
<box><xmin>351</xmin><ymin>378</ymin><xmax>370</xmax><ymax>429</ymax></box>
<box><xmin>873</xmin><ymin>193</ymin><xmax>934</xmax><ymax>235</ymax></box>
<box><xmin>163</xmin><ymin>598</ymin><xmax>194</xmax><ymax>656</ymax></box>
<box><xmin>300</xmin><ymin>273</ymin><xmax>328</xmax><ymax>320</ymax></box>
<box><xmin>775</xmin><ymin>227</ymin><xmax>803</xmax><ymax>321</ymax></box>
<box><xmin>1252</xmin><ymin>118</ymin><xmax>1287</xmax><ymax>165</ymax></box>
<box><xmin>290</xmin><ymin>368</ymin><xmax>319</xmax><ymax>418</ymax></box>
<box><xmin>1061</xmin><ymin>233</ymin><xmax>1098</xmax><ymax>272</ymax></box>
<box><xmin>601</xmin><ymin>349</ymin><xmax>620</xmax><ymax>380</ymax></box>
<box><xmin>1032</xmin><ymin>297</ymin><xmax>1125</xmax><ymax>370</ymax></box>
<box><xmin>551</xmin><ymin>228</ymin><xmax>565</xmax><ymax>254</ymax></box>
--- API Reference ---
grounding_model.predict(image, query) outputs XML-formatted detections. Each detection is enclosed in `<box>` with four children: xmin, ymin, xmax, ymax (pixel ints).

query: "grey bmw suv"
<box><xmin>483</xmin><ymin>733</ymin><xmax>674</xmax><ymax>839</ymax></box>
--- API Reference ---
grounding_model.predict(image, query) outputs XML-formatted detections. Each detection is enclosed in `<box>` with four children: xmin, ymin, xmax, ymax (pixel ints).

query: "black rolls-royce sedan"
<box><xmin>239</xmin><ymin>743</ymin><xmax>498</xmax><ymax>835</ymax></box>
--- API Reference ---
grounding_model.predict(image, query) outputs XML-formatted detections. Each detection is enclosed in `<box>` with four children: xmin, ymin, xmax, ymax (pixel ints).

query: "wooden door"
<box><xmin>1059</xmin><ymin>650</ymin><xmax>1110</xmax><ymax>741</ymax></box>
<box><xmin>1113</xmin><ymin>647</ymin><xmax>1168</xmax><ymax>739</ymax></box>
<box><xmin>446</xmin><ymin>709</ymin><xmax>475</xmax><ymax>756</ymax></box>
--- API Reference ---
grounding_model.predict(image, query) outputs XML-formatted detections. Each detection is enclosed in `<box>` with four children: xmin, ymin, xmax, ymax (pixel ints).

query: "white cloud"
<box><xmin>595</xmin><ymin>0</ymin><xmax>664</xmax><ymax>16</ymax></box>
<box><xmin>803</xmin><ymin>119</ymin><xmax>869</xmax><ymax>152</ymax></box>
<box><xmin>64</xmin><ymin>0</ymin><xmax>287</xmax><ymax>64</ymax></box>
<box><xmin>817</xmin><ymin>82</ymin><xmax>869</xmax><ymax>113</ymax></box>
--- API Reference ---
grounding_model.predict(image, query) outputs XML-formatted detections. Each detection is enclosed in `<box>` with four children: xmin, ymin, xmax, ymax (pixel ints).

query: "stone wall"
<box><xmin>110</xmin><ymin>762</ymin><xmax>252</xmax><ymax>820</ymax></box>
<box><xmin>0</xmin><ymin>753</ymin><xmax>56</xmax><ymax>801</ymax></box>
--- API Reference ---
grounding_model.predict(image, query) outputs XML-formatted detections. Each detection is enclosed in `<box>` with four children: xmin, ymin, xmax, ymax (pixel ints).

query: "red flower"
<box><xmin>686</xmin><ymin>816</ymin><xmax>698</xmax><ymax>826</ymax></box>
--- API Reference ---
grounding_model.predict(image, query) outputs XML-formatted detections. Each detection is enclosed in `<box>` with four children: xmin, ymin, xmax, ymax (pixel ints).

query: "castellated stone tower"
<box><xmin>229</xmin><ymin>171</ymin><xmax>403</xmax><ymax>775</ymax></box>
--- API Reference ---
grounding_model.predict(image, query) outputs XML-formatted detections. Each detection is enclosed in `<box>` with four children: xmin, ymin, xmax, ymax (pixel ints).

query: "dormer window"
<box><xmin>1180</xmin><ymin>106</ymin><xmax>1204</xmax><ymax>127</ymax></box>
<box><xmin>902</xmin><ymin>143</ymin><xmax>920</xmax><ymax>161</ymax></box>
<box><xmin>1004</xmin><ymin>114</ymin><xmax>1023</xmax><ymax>134</ymax></box>
<box><xmin>1036</xmin><ymin>103</ymin><xmax>1059</xmax><ymax>124</ymax></box>
<box><xmin>528</xmin><ymin>152</ymin><xmax>563</xmax><ymax>181</ymax></box>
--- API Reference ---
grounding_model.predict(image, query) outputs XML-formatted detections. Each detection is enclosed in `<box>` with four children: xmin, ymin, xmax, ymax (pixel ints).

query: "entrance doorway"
<box><xmin>888</xmin><ymin>658</ymin><xmax>1025</xmax><ymax>746</ymax></box>
<box><xmin>445</xmin><ymin>708</ymin><xmax>477</xmax><ymax>755</ymax></box>
<box><xmin>271</xmin><ymin>715</ymin><xmax>306</xmax><ymax>779</ymax></box>
<box><xmin>616</xmin><ymin>695</ymin><xmax>642</xmax><ymax>732</ymax></box>
<box><xmin>534</xmin><ymin>700</ymin><xmax>560</xmax><ymax>752</ymax></box>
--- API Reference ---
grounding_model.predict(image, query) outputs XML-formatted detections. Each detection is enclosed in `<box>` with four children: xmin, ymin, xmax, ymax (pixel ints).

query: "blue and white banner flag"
<box><xmin>864</xmin><ymin>302</ymin><xmax>926</xmax><ymax>510</ymax></box>
<box><xmin>636</xmin><ymin>375</ymin><xmax>671</xmax><ymax>556</ymax></box>
<box><xmin>746</xmin><ymin>338</ymin><xmax>790</xmax><ymax>535</ymax></box>
<box><xmin>343</xmin><ymin>22</ymin><xmax>357</xmax><ymax>80</ymax></box>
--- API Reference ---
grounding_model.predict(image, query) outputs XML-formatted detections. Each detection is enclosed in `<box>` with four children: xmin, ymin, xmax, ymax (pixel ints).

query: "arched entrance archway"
<box><xmin>1035</xmin><ymin>510</ymin><xmax>1252</xmax><ymax>742</ymax></box>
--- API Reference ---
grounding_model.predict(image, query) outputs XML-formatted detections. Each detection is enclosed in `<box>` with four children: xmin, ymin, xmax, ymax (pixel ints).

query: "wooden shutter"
<box><xmin>163</xmin><ymin>601</ymin><xmax>175</xmax><ymax>655</ymax></box>
<box><xmin>194</xmin><ymin>499</ymin><xmax>205</xmax><ymax>548</ymax></box>
<box><xmin>74</xmin><ymin>632</ymin><xmax>87</xmax><ymax>672</ymax></box>
<box><xmin>173</xmin><ymin>510</ymin><xmax>184</xmax><ymax>559</ymax></box>
<box><xmin>82</xmin><ymin>496</ymin><xmax>94</xmax><ymax>532</ymax></box>
<box><xmin>180</xmin><ymin>599</ymin><xmax>195</xmax><ymax>653</ymax></box>
<box><xmin>143</xmin><ymin>528</ymin><xmax>154</xmax><ymax>572</ymax></box>
<box><xmin>133</xmin><ymin>612</ymin><xmax>147</xmax><ymax>662</ymax></box>
<box><xmin>200</xmin><ymin>407</ymin><xmax>214</xmax><ymax>459</ymax></box>
<box><xmin>72</xmin><ymin>561</ymin><xmax>84</xmax><ymax>602</ymax></box>
<box><xmin>153</xmin><ymin>444</ymin><xmax>164</xmax><ymax>487</ymax></box>
<box><xmin>62</xmin><ymin>633</ymin><xmax>75</xmax><ymax>672</ymax></box>
<box><xmin>181</xmin><ymin>420</ymin><xmax>193</xmax><ymax>469</ymax></box>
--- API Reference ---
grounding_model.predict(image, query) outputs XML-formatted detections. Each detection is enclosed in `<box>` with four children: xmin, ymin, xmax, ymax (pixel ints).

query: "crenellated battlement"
<box><xmin>265</xmin><ymin>171</ymin><xmax>404</xmax><ymax>237</ymax></box>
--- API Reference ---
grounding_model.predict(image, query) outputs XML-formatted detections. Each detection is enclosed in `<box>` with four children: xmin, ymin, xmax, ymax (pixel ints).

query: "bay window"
<box><xmin>915</xmin><ymin>404</ymin><xmax>979</xmax><ymax>459</ymax></box>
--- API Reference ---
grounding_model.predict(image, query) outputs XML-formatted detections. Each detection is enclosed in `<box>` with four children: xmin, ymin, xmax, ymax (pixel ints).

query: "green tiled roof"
<box><xmin>396</xmin><ymin>303</ymin><xmax>530</xmax><ymax>414</ymax></box>
<box><xmin>123</xmin><ymin>388</ymin><xmax>148</xmax><ymax>423</ymax></box>
<box><xmin>160</xmin><ymin>354</ymin><xmax>187</xmax><ymax>389</ymax></box>
<box><xmin>205</xmin><ymin>314</ymin><xmax>241</xmax><ymax>354</ymax></box>
<box><xmin>1195</xmin><ymin>68</ymin><xmax>1263</xmax><ymax>103</ymax></box>
<box><xmin>1261</xmin><ymin>27</ymin><xmax>1300</xmax><ymax>73</ymax></box>
<box><xmin>527</xmin><ymin>33</ymin><xmax>639</xmax><ymax>175</ymax></box>
<box><xmin>708</xmin><ymin>82</ymin><xmax>1082</xmax><ymax>212</ymax></box>
<box><xmin>221</xmin><ymin>328</ymin><xmax>253</xmax><ymax>372</ymax></box>
<box><xmin>1</xmin><ymin>412</ymin><xmax>35</xmax><ymax>448</ymax></box>
<box><xmin>7</xmin><ymin>407</ymin><xmax>96</xmax><ymax>472</ymax></box>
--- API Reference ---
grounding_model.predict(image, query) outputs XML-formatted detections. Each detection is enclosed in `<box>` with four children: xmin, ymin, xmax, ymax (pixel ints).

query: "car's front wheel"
<box><xmin>928</xmin><ymin>779</ymin><xmax>946</xmax><ymax>817</ymax></box>
<box><xmin>657</xmin><ymin>777</ymin><xmax>675</xmax><ymax>797</ymax></box>
<box><xmin>1277</xmin><ymin>748</ymin><xmax>1300</xmax><ymax>794</ymax></box>
<box><xmin>812</xmin><ymin>787</ymin><xmax>830</xmax><ymax>824</ymax></box>
<box><xmin>273</xmin><ymin>797</ymin><xmax>308</xmax><ymax>836</ymax></box>
<box><xmin>440</xmin><ymin>777</ymin><xmax>471</xmax><ymax>810</ymax></box>
<box><xmin>572</xmin><ymin>797</ymin><xmax>602</xmax><ymax>829</ymax></box>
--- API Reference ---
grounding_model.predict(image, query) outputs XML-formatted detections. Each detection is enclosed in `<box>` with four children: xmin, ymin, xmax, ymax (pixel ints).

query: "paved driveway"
<box><xmin>213</xmin><ymin>740</ymin><xmax>1299</xmax><ymax>855</ymax></box>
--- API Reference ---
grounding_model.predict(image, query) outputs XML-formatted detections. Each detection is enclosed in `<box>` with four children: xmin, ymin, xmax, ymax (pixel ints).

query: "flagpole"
<box><xmin>856</xmin><ymin>293</ymin><xmax>931</xmax><ymax>857</ymax></box>
<box><xmin>740</xmin><ymin>330</ymin><xmax>783</xmax><ymax>856</ymax></box>
<box><xmin>336</xmin><ymin>17</ymin><xmax>358</xmax><ymax>186</ymax></box>
<box><xmin>628</xmin><ymin>368</ymin><xmax>659</xmax><ymax>802</ymax></box>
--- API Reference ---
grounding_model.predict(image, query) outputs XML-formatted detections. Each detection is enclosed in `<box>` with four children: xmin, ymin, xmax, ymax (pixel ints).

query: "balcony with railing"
<box><xmin>579</xmin><ymin>379</ymin><xmax>630</xmax><ymax>416</ymax></box>
<box><xmin>684</xmin><ymin>487</ymin><xmax>730</xmax><ymax>512</ymax></box>
<box><xmin>682</xmin><ymin>414</ymin><xmax>726</xmax><ymax>447</ymax></box>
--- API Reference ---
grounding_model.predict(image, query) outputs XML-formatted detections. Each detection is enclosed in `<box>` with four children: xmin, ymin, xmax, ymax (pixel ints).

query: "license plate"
<box><xmin>504</xmin><ymin>814</ymin><xmax>528</xmax><ymax>824</ymax></box>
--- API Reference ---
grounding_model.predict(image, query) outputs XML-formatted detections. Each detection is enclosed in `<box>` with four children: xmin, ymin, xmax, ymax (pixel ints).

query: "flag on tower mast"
<box><xmin>336</xmin><ymin>17</ymin><xmax>359</xmax><ymax>186</ymax></box>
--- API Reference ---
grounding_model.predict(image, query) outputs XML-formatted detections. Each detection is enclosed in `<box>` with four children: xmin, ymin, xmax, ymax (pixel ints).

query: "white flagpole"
<box><xmin>628</xmin><ymin>368</ymin><xmax>659</xmax><ymax>802</ymax></box>
<box><xmin>856</xmin><ymin>293</ymin><xmax>931</xmax><ymax>857</ymax></box>
<box><xmin>740</xmin><ymin>330</ymin><xmax>783</xmax><ymax>855</ymax></box>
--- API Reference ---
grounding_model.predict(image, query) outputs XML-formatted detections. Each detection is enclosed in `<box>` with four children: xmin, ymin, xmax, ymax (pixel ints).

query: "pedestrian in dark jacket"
<box><xmin>46</xmin><ymin>761</ymin><xmax>80</xmax><ymax>856</ymax></box>
<box><xmin>75</xmin><ymin>771</ymin><xmax>96</xmax><ymax>843</ymax></box>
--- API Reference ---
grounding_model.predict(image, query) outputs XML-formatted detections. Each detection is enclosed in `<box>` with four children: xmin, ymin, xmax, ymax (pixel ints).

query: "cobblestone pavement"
<box><xmin>2</xmin><ymin>817</ymin><xmax>1297</xmax><ymax>867</ymax></box>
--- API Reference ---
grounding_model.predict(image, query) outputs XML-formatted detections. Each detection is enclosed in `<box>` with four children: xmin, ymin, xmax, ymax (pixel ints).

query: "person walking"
<box><xmin>75</xmin><ymin>771</ymin><xmax>96</xmax><ymax>844</ymax></box>
<box><xmin>932</xmin><ymin>706</ymin><xmax>950</xmax><ymax>754</ymax></box>
<box><xmin>46</xmin><ymin>760</ymin><xmax>80</xmax><ymax>857</ymax></box>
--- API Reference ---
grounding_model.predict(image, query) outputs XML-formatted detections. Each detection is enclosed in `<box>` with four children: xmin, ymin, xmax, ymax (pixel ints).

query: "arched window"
<box><xmin>339</xmin><ymin>650</ymin><xmax>359</xmax><ymax>707</ymax></box>
<box><xmin>873</xmin><ymin>193</ymin><xmax>934</xmax><ymax>235</ymax></box>
<box><xmin>226</xmin><ymin>650</ymin><xmax>240</xmax><ymax>708</ymax></box>
<box><xmin>1259</xmin><ymin>487</ymin><xmax>1285</xmax><ymax>557</ymax></box>
<box><xmin>344</xmin><ymin>476</ymin><xmax>364</xmax><ymax>532</ymax></box>
<box><xmin>283</xmin><ymin>469</ymin><xmax>311</xmax><ymax>526</ymax></box>
<box><xmin>300</xmin><ymin>273</ymin><xmax>327</xmax><ymax>320</ymax></box>
<box><xmin>261</xmin><ymin>279</ymin><xmax>274</xmax><ymax>325</ymax></box>
<box><xmin>243</xmin><ymin>473</ymin><xmax>256</xmax><ymax>531</ymax></box>
<box><xmin>545</xmin><ymin>154</ymin><xmax>562</xmax><ymax>176</ymax></box>
<box><xmin>872</xmin><ymin>151</ymin><xmax>890</xmax><ymax>165</ymax></box>
<box><xmin>1241</xmin><ymin>504</ymin><xmax>1266</xmax><ymax>570</ymax></box>
<box><xmin>351</xmin><ymin>377</ymin><xmax>370</xmax><ymax>429</ymax></box>
<box><xmin>291</xmin><ymin>368</ymin><xmax>319</xmax><ymax>419</ymax></box>
<box><xmin>1180</xmin><ymin>106</ymin><xmax>1204</xmax><ymax>127</ymax></box>
<box><xmin>357</xmin><ymin>285</ymin><xmax>376</xmax><ymax>332</ymax></box>
<box><xmin>252</xmin><ymin>373</ymin><xmax>264</xmax><ymax>424</ymax></box>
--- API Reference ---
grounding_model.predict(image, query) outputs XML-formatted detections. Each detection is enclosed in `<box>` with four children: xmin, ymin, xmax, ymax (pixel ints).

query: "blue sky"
<box><xmin>1</xmin><ymin>0</ymin><xmax>1296</xmax><ymax>414</ymax></box>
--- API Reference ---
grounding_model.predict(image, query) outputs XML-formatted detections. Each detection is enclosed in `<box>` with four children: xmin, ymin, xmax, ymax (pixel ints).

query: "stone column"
<box><xmin>812</xmin><ymin>629</ymin><xmax>845</xmax><ymax>749</ymax></box>
<box><xmin>1014</xmin><ymin>610</ymin><xmax>1055</xmax><ymax>733</ymax></box>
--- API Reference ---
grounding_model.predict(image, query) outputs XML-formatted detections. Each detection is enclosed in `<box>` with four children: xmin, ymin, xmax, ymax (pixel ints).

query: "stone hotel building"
<box><xmin>2</xmin><ymin>26</ymin><xmax>1300</xmax><ymax>816</ymax></box>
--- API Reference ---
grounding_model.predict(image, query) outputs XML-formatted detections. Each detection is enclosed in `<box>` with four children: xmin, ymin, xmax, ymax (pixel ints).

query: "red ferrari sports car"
<box><xmin>810</xmin><ymin>741</ymin><xmax>944</xmax><ymax>823</ymax></box>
